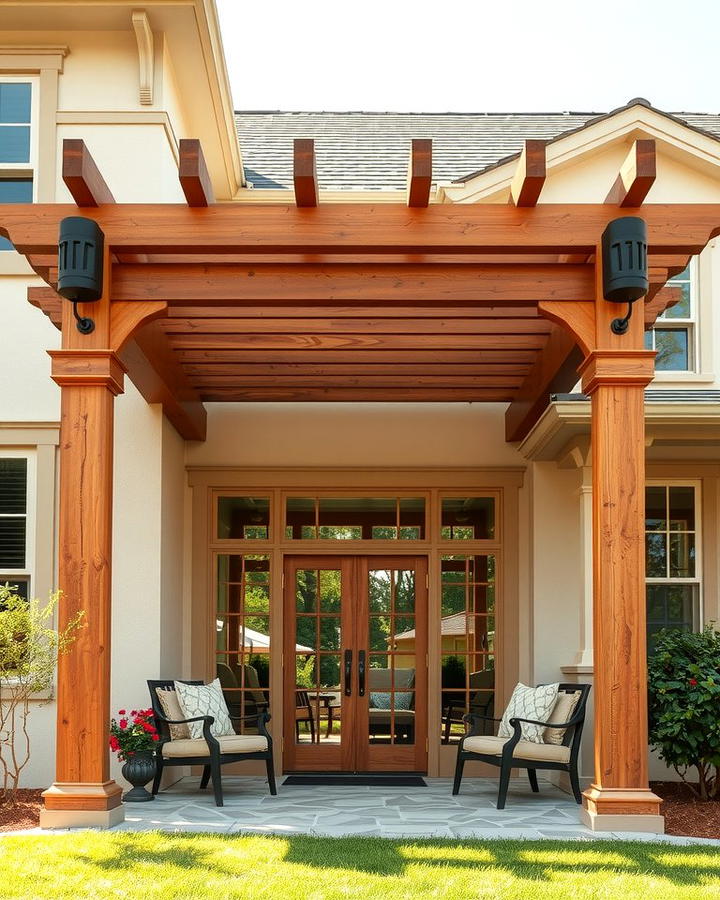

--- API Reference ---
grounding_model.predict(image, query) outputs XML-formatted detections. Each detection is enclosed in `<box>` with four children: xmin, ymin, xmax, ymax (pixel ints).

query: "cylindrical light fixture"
<box><xmin>57</xmin><ymin>216</ymin><xmax>105</xmax><ymax>334</ymax></box>
<box><xmin>601</xmin><ymin>216</ymin><xmax>648</xmax><ymax>335</ymax></box>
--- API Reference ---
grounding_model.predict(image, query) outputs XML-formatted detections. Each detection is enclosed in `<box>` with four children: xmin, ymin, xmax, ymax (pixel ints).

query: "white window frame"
<box><xmin>645</xmin><ymin>479</ymin><xmax>702</xmax><ymax>634</ymax></box>
<box><xmin>645</xmin><ymin>258</ymin><xmax>698</xmax><ymax>374</ymax></box>
<box><xmin>0</xmin><ymin>449</ymin><xmax>36</xmax><ymax>596</ymax></box>
<box><xmin>0</xmin><ymin>75</ymin><xmax>38</xmax><ymax>190</ymax></box>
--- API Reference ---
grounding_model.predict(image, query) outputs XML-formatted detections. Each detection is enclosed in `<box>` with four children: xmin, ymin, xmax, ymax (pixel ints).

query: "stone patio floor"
<box><xmin>94</xmin><ymin>776</ymin><xmax>717</xmax><ymax>845</ymax></box>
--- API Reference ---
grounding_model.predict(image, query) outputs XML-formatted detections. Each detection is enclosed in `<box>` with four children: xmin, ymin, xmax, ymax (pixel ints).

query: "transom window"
<box><xmin>0</xmin><ymin>80</ymin><xmax>34</xmax><ymax>252</ymax></box>
<box><xmin>441</xmin><ymin>496</ymin><xmax>495</xmax><ymax>540</ymax></box>
<box><xmin>645</xmin><ymin>483</ymin><xmax>700</xmax><ymax>650</ymax></box>
<box><xmin>217</xmin><ymin>496</ymin><xmax>270</xmax><ymax>540</ymax></box>
<box><xmin>284</xmin><ymin>497</ymin><xmax>426</xmax><ymax>540</ymax></box>
<box><xmin>644</xmin><ymin>262</ymin><xmax>696</xmax><ymax>372</ymax></box>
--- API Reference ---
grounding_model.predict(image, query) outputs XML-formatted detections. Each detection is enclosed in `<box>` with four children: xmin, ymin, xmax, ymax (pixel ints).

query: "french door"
<box><xmin>283</xmin><ymin>555</ymin><xmax>428</xmax><ymax>773</ymax></box>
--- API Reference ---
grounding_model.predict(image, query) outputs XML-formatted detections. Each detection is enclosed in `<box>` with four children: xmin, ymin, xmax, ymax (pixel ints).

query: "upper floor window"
<box><xmin>0</xmin><ymin>80</ymin><xmax>34</xmax><ymax>251</ymax></box>
<box><xmin>644</xmin><ymin>262</ymin><xmax>696</xmax><ymax>372</ymax></box>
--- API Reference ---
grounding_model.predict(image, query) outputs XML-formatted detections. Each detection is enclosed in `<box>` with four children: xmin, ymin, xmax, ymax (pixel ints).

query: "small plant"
<box><xmin>648</xmin><ymin>624</ymin><xmax>720</xmax><ymax>800</ymax></box>
<box><xmin>109</xmin><ymin>708</ymin><xmax>159</xmax><ymax>762</ymax></box>
<box><xmin>0</xmin><ymin>584</ymin><xmax>83</xmax><ymax>803</ymax></box>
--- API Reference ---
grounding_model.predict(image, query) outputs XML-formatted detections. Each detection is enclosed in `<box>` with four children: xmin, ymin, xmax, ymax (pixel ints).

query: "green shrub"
<box><xmin>648</xmin><ymin>624</ymin><xmax>720</xmax><ymax>800</ymax></box>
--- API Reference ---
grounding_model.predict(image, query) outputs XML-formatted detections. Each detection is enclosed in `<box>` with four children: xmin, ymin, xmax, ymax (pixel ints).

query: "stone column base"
<box><xmin>580</xmin><ymin>806</ymin><xmax>664</xmax><ymax>834</ymax></box>
<box><xmin>40</xmin><ymin>804</ymin><xmax>125</xmax><ymax>830</ymax></box>
<box><xmin>40</xmin><ymin>780</ymin><xmax>125</xmax><ymax>829</ymax></box>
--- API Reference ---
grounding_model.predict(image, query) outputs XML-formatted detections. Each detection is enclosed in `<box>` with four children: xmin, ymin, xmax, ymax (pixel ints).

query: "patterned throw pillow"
<box><xmin>174</xmin><ymin>679</ymin><xmax>234</xmax><ymax>739</ymax></box>
<box><xmin>498</xmin><ymin>682</ymin><xmax>559</xmax><ymax>744</ymax></box>
<box><xmin>370</xmin><ymin>691</ymin><xmax>413</xmax><ymax>710</ymax></box>
<box><xmin>543</xmin><ymin>690</ymin><xmax>581</xmax><ymax>745</ymax></box>
<box><xmin>156</xmin><ymin>687</ymin><xmax>191</xmax><ymax>741</ymax></box>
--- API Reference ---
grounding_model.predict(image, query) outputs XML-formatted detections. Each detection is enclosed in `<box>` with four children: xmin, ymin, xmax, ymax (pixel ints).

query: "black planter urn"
<box><xmin>121</xmin><ymin>750</ymin><xmax>156</xmax><ymax>802</ymax></box>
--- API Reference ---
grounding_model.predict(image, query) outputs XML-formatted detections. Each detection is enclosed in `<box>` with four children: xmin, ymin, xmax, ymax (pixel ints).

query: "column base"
<box><xmin>41</xmin><ymin>781</ymin><xmax>125</xmax><ymax>829</ymax></box>
<box><xmin>581</xmin><ymin>785</ymin><xmax>664</xmax><ymax>834</ymax></box>
<box><xmin>580</xmin><ymin>806</ymin><xmax>664</xmax><ymax>834</ymax></box>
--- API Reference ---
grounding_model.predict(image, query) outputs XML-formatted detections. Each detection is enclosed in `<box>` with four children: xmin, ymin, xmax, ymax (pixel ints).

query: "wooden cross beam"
<box><xmin>294</xmin><ymin>138</ymin><xmax>318</xmax><ymax>207</ymax></box>
<box><xmin>62</xmin><ymin>139</ymin><xmax>115</xmax><ymax>207</ymax></box>
<box><xmin>605</xmin><ymin>139</ymin><xmax>656</xmax><ymax>207</ymax></box>
<box><xmin>407</xmin><ymin>139</ymin><xmax>432</xmax><ymax>207</ymax></box>
<box><xmin>178</xmin><ymin>139</ymin><xmax>214</xmax><ymax>207</ymax></box>
<box><xmin>510</xmin><ymin>140</ymin><xmax>546</xmax><ymax>207</ymax></box>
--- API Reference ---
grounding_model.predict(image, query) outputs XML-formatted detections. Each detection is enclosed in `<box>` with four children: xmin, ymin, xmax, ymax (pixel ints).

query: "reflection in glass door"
<box><xmin>283</xmin><ymin>556</ymin><xmax>428</xmax><ymax>773</ymax></box>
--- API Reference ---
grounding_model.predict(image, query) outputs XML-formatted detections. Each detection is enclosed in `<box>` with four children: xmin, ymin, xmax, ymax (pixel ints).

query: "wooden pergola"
<box><xmin>3</xmin><ymin>136</ymin><xmax>720</xmax><ymax>829</ymax></box>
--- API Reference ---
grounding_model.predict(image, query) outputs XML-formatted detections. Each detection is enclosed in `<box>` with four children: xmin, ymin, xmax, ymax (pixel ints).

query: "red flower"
<box><xmin>109</xmin><ymin>736</ymin><xmax>120</xmax><ymax>752</ymax></box>
<box><xmin>118</xmin><ymin>709</ymin><xmax>126</xmax><ymax>715</ymax></box>
<box><xmin>152</xmin><ymin>734</ymin><xmax>160</xmax><ymax>742</ymax></box>
<box><xmin>689</xmin><ymin>678</ymin><xmax>698</xmax><ymax>686</ymax></box>
<box><xmin>119</xmin><ymin>718</ymin><xmax>128</xmax><ymax>729</ymax></box>
<box><xmin>131</xmin><ymin>710</ymin><xmax>137</xmax><ymax>716</ymax></box>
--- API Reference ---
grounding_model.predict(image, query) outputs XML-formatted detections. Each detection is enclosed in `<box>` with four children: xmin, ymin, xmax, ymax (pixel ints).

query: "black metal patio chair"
<box><xmin>148</xmin><ymin>679</ymin><xmax>277</xmax><ymax>807</ymax></box>
<box><xmin>452</xmin><ymin>682</ymin><xmax>591</xmax><ymax>809</ymax></box>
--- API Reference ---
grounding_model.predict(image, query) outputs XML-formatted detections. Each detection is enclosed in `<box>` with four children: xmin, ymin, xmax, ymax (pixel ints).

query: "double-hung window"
<box><xmin>645</xmin><ymin>483</ymin><xmax>701</xmax><ymax>651</ymax></box>
<box><xmin>644</xmin><ymin>262</ymin><xmax>696</xmax><ymax>372</ymax></box>
<box><xmin>0</xmin><ymin>455</ymin><xmax>30</xmax><ymax>599</ymax></box>
<box><xmin>0</xmin><ymin>80</ymin><xmax>34</xmax><ymax>251</ymax></box>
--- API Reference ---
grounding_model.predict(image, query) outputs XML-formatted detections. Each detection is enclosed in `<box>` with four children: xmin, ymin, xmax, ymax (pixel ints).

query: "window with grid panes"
<box><xmin>0</xmin><ymin>81</ymin><xmax>33</xmax><ymax>251</ymax></box>
<box><xmin>215</xmin><ymin>554</ymin><xmax>271</xmax><ymax>733</ymax></box>
<box><xmin>645</xmin><ymin>484</ymin><xmax>700</xmax><ymax>652</ymax></box>
<box><xmin>440</xmin><ymin>554</ymin><xmax>496</xmax><ymax>743</ymax></box>
<box><xmin>0</xmin><ymin>457</ymin><xmax>29</xmax><ymax>598</ymax></box>
<box><xmin>644</xmin><ymin>262</ymin><xmax>696</xmax><ymax>371</ymax></box>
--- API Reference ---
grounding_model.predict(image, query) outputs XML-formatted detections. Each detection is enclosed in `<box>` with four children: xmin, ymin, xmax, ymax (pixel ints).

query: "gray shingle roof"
<box><xmin>234</xmin><ymin>109</ymin><xmax>720</xmax><ymax>192</ymax></box>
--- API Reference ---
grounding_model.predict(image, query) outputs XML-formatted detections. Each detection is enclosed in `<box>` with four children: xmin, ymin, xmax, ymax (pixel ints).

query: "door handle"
<box><xmin>344</xmin><ymin>649</ymin><xmax>353</xmax><ymax>696</ymax></box>
<box><xmin>358</xmin><ymin>650</ymin><xmax>366</xmax><ymax>697</ymax></box>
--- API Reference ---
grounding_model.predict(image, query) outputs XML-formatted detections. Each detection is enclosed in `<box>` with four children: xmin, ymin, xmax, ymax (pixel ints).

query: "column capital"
<box><xmin>579</xmin><ymin>349</ymin><xmax>655</xmax><ymax>396</ymax></box>
<box><xmin>49</xmin><ymin>349</ymin><xmax>126</xmax><ymax>396</ymax></box>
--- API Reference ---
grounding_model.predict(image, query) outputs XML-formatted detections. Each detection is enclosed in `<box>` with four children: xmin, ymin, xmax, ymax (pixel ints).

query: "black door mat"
<box><xmin>283</xmin><ymin>775</ymin><xmax>426</xmax><ymax>787</ymax></box>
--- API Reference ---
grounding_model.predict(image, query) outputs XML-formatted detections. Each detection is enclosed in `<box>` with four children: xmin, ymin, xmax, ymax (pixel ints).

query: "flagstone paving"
<box><xmin>93</xmin><ymin>776</ymin><xmax>719</xmax><ymax>844</ymax></box>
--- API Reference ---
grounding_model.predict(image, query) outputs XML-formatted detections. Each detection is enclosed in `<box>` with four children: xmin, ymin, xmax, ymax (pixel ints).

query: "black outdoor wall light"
<box><xmin>57</xmin><ymin>216</ymin><xmax>105</xmax><ymax>334</ymax></box>
<box><xmin>601</xmin><ymin>215</ymin><xmax>649</xmax><ymax>335</ymax></box>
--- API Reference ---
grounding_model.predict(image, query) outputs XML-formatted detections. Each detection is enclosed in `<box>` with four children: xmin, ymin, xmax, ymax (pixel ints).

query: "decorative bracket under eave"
<box><xmin>131</xmin><ymin>10</ymin><xmax>154</xmax><ymax>105</ymax></box>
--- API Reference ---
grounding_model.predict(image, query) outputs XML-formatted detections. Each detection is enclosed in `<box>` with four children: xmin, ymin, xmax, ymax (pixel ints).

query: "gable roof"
<box><xmin>234</xmin><ymin>105</ymin><xmax>720</xmax><ymax>192</ymax></box>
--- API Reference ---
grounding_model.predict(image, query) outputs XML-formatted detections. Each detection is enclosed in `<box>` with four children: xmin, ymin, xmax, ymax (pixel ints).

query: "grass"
<box><xmin>0</xmin><ymin>833</ymin><xmax>719</xmax><ymax>899</ymax></box>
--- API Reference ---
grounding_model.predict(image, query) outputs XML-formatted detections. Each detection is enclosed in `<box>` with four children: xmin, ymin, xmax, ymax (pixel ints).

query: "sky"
<box><xmin>215</xmin><ymin>0</ymin><xmax>720</xmax><ymax>114</ymax></box>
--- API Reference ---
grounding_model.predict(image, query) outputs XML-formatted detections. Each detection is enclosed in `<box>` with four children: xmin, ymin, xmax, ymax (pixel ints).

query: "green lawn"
<box><xmin>0</xmin><ymin>833</ymin><xmax>718</xmax><ymax>899</ymax></box>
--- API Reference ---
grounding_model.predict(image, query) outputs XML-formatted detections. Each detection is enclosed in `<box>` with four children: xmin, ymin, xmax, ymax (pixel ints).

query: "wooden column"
<box><xmin>40</xmin><ymin>241</ymin><xmax>125</xmax><ymax>828</ymax></box>
<box><xmin>577</xmin><ymin>305</ymin><xmax>663</xmax><ymax>830</ymax></box>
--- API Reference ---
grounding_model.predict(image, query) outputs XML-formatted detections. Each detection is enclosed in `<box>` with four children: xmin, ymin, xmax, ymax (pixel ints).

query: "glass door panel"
<box><xmin>358</xmin><ymin>557</ymin><xmax>428</xmax><ymax>773</ymax></box>
<box><xmin>284</xmin><ymin>557</ymin><xmax>355</xmax><ymax>772</ymax></box>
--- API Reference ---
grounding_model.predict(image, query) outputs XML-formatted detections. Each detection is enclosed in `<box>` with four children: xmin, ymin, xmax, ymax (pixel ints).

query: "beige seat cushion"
<box><xmin>544</xmin><ymin>691</ymin><xmax>581</xmax><ymax>745</ymax></box>
<box><xmin>162</xmin><ymin>734</ymin><xmax>268</xmax><ymax>758</ymax></box>
<box><xmin>156</xmin><ymin>688</ymin><xmax>191</xmax><ymax>741</ymax></box>
<box><xmin>463</xmin><ymin>734</ymin><xmax>571</xmax><ymax>764</ymax></box>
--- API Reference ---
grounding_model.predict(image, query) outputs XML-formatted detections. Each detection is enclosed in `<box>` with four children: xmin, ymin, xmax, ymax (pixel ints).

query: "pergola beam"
<box><xmin>62</xmin><ymin>139</ymin><xmax>115</xmax><ymax>207</ymax></box>
<box><xmin>178</xmin><ymin>139</ymin><xmax>214</xmax><ymax>207</ymax></box>
<box><xmin>111</xmin><ymin>262</ymin><xmax>594</xmax><ymax>305</ymax></box>
<box><xmin>510</xmin><ymin>140</ymin><xmax>546</xmax><ymax>207</ymax></box>
<box><xmin>407</xmin><ymin>139</ymin><xmax>432</xmax><ymax>207</ymax></box>
<box><xmin>293</xmin><ymin>138</ymin><xmax>318</xmax><ymax>207</ymax></box>
<box><xmin>4</xmin><ymin>203</ymin><xmax>719</xmax><ymax>255</ymax></box>
<box><xmin>605</xmin><ymin>139</ymin><xmax>656</xmax><ymax>207</ymax></box>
